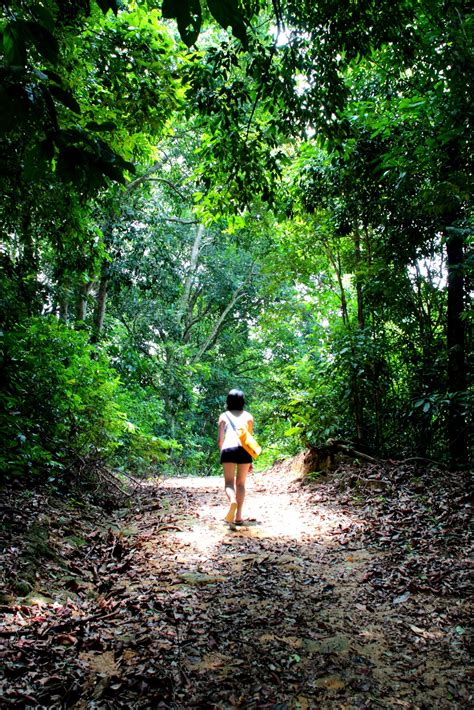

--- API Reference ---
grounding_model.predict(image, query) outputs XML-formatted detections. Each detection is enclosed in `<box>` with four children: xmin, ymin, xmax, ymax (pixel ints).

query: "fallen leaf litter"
<box><xmin>0</xmin><ymin>458</ymin><xmax>471</xmax><ymax>707</ymax></box>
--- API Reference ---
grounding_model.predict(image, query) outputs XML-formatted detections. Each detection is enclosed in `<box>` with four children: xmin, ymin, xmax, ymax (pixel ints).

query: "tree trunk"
<box><xmin>177</xmin><ymin>223</ymin><xmax>204</xmax><ymax>333</ymax></box>
<box><xmin>191</xmin><ymin>282</ymin><xmax>248</xmax><ymax>363</ymax></box>
<box><xmin>92</xmin><ymin>264</ymin><xmax>109</xmax><ymax>341</ymax></box>
<box><xmin>354</xmin><ymin>226</ymin><xmax>365</xmax><ymax>329</ymax></box>
<box><xmin>76</xmin><ymin>281</ymin><xmax>91</xmax><ymax>322</ymax></box>
<box><xmin>18</xmin><ymin>207</ymin><xmax>38</xmax><ymax>315</ymax></box>
<box><xmin>323</xmin><ymin>237</ymin><xmax>364</xmax><ymax>442</ymax></box>
<box><xmin>352</xmin><ymin>376</ymin><xmax>365</xmax><ymax>444</ymax></box>
<box><xmin>59</xmin><ymin>298</ymin><xmax>69</xmax><ymax>321</ymax></box>
<box><xmin>446</xmin><ymin>227</ymin><xmax>467</xmax><ymax>467</ymax></box>
<box><xmin>323</xmin><ymin>241</ymin><xmax>349</xmax><ymax>326</ymax></box>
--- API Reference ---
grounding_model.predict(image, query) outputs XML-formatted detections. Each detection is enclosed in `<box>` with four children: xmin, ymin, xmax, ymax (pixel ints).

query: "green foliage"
<box><xmin>113</xmin><ymin>384</ymin><xmax>180</xmax><ymax>476</ymax></box>
<box><xmin>0</xmin><ymin>1</ymin><xmax>138</xmax><ymax>190</ymax></box>
<box><xmin>0</xmin><ymin>0</ymin><xmax>472</xmax><ymax>482</ymax></box>
<box><xmin>0</xmin><ymin>317</ymin><xmax>175</xmax><ymax>481</ymax></box>
<box><xmin>0</xmin><ymin>317</ymin><xmax>123</xmax><ymax>479</ymax></box>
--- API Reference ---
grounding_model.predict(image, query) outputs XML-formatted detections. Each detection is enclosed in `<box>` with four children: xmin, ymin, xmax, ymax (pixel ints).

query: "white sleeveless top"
<box><xmin>220</xmin><ymin>410</ymin><xmax>252</xmax><ymax>450</ymax></box>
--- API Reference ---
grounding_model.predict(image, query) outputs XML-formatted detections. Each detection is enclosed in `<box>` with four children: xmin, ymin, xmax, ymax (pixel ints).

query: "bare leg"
<box><xmin>222</xmin><ymin>462</ymin><xmax>237</xmax><ymax>522</ymax></box>
<box><xmin>235</xmin><ymin>463</ymin><xmax>251</xmax><ymax>522</ymax></box>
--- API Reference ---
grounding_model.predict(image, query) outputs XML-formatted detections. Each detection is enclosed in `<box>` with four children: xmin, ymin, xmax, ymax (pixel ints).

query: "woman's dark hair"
<box><xmin>226</xmin><ymin>388</ymin><xmax>245</xmax><ymax>410</ymax></box>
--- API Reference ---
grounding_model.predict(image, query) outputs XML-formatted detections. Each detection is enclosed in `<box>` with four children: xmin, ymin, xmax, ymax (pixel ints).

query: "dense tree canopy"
<box><xmin>0</xmin><ymin>0</ymin><xmax>471</xmax><ymax>482</ymax></box>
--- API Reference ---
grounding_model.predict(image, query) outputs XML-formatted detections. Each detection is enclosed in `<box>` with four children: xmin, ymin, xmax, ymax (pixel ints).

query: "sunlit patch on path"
<box><xmin>160</xmin><ymin>471</ymin><xmax>367</xmax><ymax>542</ymax></box>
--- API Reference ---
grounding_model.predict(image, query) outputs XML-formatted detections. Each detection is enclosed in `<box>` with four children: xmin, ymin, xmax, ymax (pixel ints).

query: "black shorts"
<box><xmin>220</xmin><ymin>446</ymin><xmax>253</xmax><ymax>464</ymax></box>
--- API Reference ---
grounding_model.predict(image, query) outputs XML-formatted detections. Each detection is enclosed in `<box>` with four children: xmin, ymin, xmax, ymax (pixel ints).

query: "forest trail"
<box><xmin>1</xmin><ymin>463</ymin><xmax>471</xmax><ymax>708</ymax></box>
<box><xmin>129</xmin><ymin>467</ymin><xmax>469</xmax><ymax>708</ymax></box>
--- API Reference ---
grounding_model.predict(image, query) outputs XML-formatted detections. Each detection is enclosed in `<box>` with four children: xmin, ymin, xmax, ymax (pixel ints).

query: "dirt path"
<box><xmin>1</xmin><ymin>464</ymin><xmax>471</xmax><ymax>708</ymax></box>
<box><xmin>114</xmin><ymin>467</ymin><xmax>470</xmax><ymax>708</ymax></box>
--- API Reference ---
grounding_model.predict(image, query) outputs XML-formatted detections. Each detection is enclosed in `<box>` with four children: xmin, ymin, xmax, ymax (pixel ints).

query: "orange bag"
<box><xmin>237</xmin><ymin>426</ymin><xmax>262</xmax><ymax>459</ymax></box>
<box><xmin>225</xmin><ymin>414</ymin><xmax>262</xmax><ymax>459</ymax></box>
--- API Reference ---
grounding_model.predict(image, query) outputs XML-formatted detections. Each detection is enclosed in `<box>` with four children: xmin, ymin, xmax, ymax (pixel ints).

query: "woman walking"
<box><xmin>218</xmin><ymin>389</ymin><xmax>254</xmax><ymax>524</ymax></box>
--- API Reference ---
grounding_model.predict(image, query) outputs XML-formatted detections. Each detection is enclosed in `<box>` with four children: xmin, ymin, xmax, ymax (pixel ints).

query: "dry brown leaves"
<box><xmin>0</xmin><ymin>461</ymin><xmax>472</xmax><ymax>708</ymax></box>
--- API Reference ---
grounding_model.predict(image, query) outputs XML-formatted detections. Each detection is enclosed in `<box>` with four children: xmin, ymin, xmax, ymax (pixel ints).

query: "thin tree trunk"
<box><xmin>59</xmin><ymin>299</ymin><xmax>69</xmax><ymax>321</ymax></box>
<box><xmin>446</xmin><ymin>226</ymin><xmax>467</xmax><ymax>467</ymax></box>
<box><xmin>323</xmin><ymin>242</ymin><xmax>349</xmax><ymax>326</ymax></box>
<box><xmin>92</xmin><ymin>265</ymin><xmax>109</xmax><ymax>341</ymax></box>
<box><xmin>87</xmin><ymin>160</ymin><xmax>169</xmax><ymax>343</ymax></box>
<box><xmin>76</xmin><ymin>282</ymin><xmax>91</xmax><ymax>322</ymax></box>
<box><xmin>323</xmin><ymin>237</ymin><xmax>364</xmax><ymax>442</ymax></box>
<box><xmin>192</xmin><ymin>290</ymin><xmax>246</xmax><ymax>363</ymax></box>
<box><xmin>352</xmin><ymin>376</ymin><xmax>365</xmax><ymax>443</ymax></box>
<box><xmin>351</xmin><ymin>230</ymin><xmax>366</xmax><ymax>442</ymax></box>
<box><xmin>19</xmin><ymin>207</ymin><xmax>38</xmax><ymax>315</ymax></box>
<box><xmin>177</xmin><ymin>223</ymin><xmax>204</xmax><ymax>332</ymax></box>
<box><xmin>354</xmin><ymin>226</ymin><xmax>365</xmax><ymax>329</ymax></box>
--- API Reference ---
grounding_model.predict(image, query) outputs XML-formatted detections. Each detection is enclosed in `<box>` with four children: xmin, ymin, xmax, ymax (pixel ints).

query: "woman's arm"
<box><xmin>217</xmin><ymin>418</ymin><xmax>226</xmax><ymax>450</ymax></box>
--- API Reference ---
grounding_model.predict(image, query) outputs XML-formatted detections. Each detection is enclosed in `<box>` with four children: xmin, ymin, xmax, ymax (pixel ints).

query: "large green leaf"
<box><xmin>86</xmin><ymin>120</ymin><xmax>118</xmax><ymax>132</ymax></box>
<box><xmin>95</xmin><ymin>0</ymin><xmax>119</xmax><ymax>15</ymax></box>
<box><xmin>23</xmin><ymin>20</ymin><xmax>59</xmax><ymax>64</ymax></box>
<box><xmin>22</xmin><ymin>138</ymin><xmax>55</xmax><ymax>180</ymax></box>
<box><xmin>162</xmin><ymin>0</ymin><xmax>202</xmax><ymax>47</ymax></box>
<box><xmin>30</xmin><ymin>4</ymin><xmax>56</xmax><ymax>33</ymax></box>
<box><xmin>162</xmin><ymin>0</ymin><xmax>249</xmax><ymax>47</ymax></box>
<box><xmin>206</xmin><ymin>0</ymin><xmax>248</xmax><ymax>48</ymax></box>
<box><xmin>0</xmin><ymin>87</ymin><xmax>21</xmax><ymax>131</ymax></box>
<box><xmin>2</xmin><ymin>24</ymin><xmax>27</xmax><ymax>66</ymax></box>
<box><xmin>49</xmin><ymin>85</ymin><xmax>81</xmax><ymax>114</ymax></box>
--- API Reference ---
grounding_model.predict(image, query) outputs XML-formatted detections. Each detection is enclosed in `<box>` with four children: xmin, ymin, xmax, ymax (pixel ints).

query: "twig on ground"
<box><xmin>156</xmin><ymin>524</ymin><xmax>184</xmax><ymax>533</ymax></box>
<box><xmin>97</xmin><ymin>469</ymin><xmax>131</xmax><ymax>498</ymax></box>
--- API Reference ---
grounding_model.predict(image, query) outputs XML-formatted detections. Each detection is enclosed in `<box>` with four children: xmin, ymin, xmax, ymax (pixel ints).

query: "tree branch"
<box><xmin>176</xmin><ymin>223</ymin><xmax>205</xmax><ymax>330</ymax></box>
<box><xmin>163</xmin><ymin>218</ymin><xmax>199</xmax><ymax>225</ymax></box>
<box><xmin>146</xmin><ymin>177</ymin><xmax>187</xmax><ymax>199</ymax></box>
<box><xmin>125</xmin><ymin>159</ymin><xmax>168</xmax><ymax>193</ymax></box>
<box><xmin>192</xmin><ymin>288</ymin><xmax>248</xmax><ymax>363</ymax></box>
<box><xmin>191</xmin><ymin>265</ymin><xmax>257</xmax><ymax>362</ymax></box>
